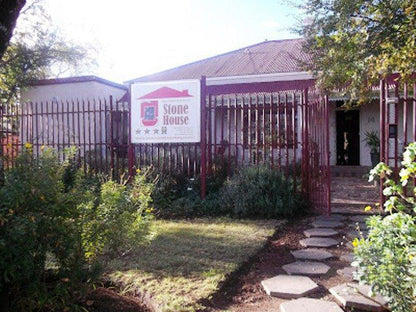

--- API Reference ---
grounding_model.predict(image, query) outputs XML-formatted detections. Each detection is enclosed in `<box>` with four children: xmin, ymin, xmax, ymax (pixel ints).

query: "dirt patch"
<box><xmin>203</xmin><ymin>217</ymin><xmax>353</xmax><ymax>312</ymax></box>
<box><xmin>85</xmin><ymin>287</ymin><xmax>151</xmax><ymax>312</ymax></box>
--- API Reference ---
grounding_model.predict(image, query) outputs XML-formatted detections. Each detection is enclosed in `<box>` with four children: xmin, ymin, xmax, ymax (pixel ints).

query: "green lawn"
<box><xmin>104</xmin><ymin>218</ymin><xmax>281</xmax><ymax>312</ymax></box>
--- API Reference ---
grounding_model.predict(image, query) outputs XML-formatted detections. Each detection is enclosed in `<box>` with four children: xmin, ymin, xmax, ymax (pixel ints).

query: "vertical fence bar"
<box><xmin>325</xmin><ymin>94</ymin><xmax>331</xmax><ymax>215</ymax></box>
<box><xmin>200</xmin><ymin>76</ymin><xmax>207</xmax><ymax>198</ymax></box>
<box><xmin>380</xmin><ymin>79</ymin><xmax>386</xmax><ymax>208</ymax></box>
<box><xmin>403</xmin><ymin>84</ymin><xmax>408</xmax><ymax>148</ymax></box>
<box><xmin>292</xmin><ymin>92</ymin><xmax>297</xmax><ymax>193</ymax></box>
<box><xmin>413</xmin><ymin>83</ymin><xmax>416</xmax><ymax>142</ymax></box>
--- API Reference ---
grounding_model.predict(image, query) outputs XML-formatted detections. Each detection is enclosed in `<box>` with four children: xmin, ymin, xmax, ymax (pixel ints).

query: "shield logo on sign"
<box><xmin>141</xmin><ymin>101</ymin><xmax>158</xmax><ymax>126</ymax></box>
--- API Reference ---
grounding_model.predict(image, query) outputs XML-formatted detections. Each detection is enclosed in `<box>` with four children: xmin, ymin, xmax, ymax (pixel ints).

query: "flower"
<box><xmin>364</xmin><ymin>205</ymin><xmax>372</xmax><ymax>212</ymax></box>
<box><xmin>24</xmin><ymin>142</ymin><xmax>33</xmax><ymax>149</ymax></box>
<box><xmin>352</xmin><ymin>238</ymin><xmax>359</xmax><ymax>248</ymax></box>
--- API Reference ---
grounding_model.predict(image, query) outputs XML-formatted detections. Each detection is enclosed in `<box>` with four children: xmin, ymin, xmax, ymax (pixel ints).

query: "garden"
<box><xmin>0</xmin><ymin>145</ymin><xmax>305</xmax><ymax>311</ymax></box>
<box><xmin>1</xmin><ymin>142</ymin><xmax>416</xmax><ymax>312</ymax></box>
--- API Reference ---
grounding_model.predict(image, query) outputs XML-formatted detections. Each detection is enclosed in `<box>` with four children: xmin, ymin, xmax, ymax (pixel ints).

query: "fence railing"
<box><xmin>1</xmin><ymin>86</ymin><xmax>331</xmax><ymax>213</ymax></box>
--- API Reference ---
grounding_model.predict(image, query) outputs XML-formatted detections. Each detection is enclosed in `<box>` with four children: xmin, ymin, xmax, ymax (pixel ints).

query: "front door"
<box><xmin>336</xmin><ymin>110</ymin><xmax>360</xmax><ymax>165</ymax></box>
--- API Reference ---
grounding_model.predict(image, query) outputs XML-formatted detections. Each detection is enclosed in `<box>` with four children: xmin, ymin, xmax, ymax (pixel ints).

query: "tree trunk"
<box><xmin>0</xmin><ymin>0</ymin><xmax>26</xmax><ymax>58</ymax></box>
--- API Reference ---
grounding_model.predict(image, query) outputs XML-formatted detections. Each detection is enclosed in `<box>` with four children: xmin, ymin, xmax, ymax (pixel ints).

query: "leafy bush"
<box><xmin>220</xmin><ymin>165</ymin><xmax>306</xmax><ymax>218</ymax></box>
<box><xmin>353</xmin><ymin>142</ymin><xmax>416</xmax><ymax>312</ymax></box>
<box><xmin>0</xmin><ymin>147</ymin><xmax>155</xmax><ymax>310</ymax></box>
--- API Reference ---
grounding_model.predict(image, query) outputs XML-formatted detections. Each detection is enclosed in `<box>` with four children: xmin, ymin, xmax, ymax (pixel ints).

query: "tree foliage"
<box><xmin>298</xmin><ymin>0</ymin><xmax>416</xmax><ymax>102</ymax></box>
<box><xmin>353</xmin><ymin>143</ymin><xmax>416</xmax><ymax>312</ymax></box>
<box><xmin>0</xmin><ymin>0</ymin><xmax>95</xmax><ymax>105</ymax></box>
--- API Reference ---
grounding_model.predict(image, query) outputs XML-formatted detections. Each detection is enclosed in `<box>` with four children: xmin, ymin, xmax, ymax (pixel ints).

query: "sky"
<box><xmin>38</xmin><ymin>0</ymin><xmax>302</xmax><ymax>83</ymax></box>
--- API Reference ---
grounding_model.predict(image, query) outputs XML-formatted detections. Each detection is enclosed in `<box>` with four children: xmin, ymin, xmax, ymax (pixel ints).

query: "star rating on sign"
<box><xmin>137</xmin><ymin>128</ymin><xmax>167</xmax><ymax>135</ymax></box>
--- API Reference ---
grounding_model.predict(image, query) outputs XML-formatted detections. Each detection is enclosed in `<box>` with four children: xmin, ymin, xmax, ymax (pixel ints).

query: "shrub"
<box><xmin>353</xmin><ymin>142</ymin><xmax>416</xmax><ymax>312</ymax></box>
<box><xmin>220</xmin><ymin>164</ymin><xmax>306</xmax><ymax>218</ymax></box>
<box><xmin>0</xmin><ymin>147</ymin><xmax>155</xmax><ymax>310</ymax></box>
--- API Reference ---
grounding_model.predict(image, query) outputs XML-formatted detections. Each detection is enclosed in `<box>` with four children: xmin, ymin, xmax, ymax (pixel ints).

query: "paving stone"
<box><xmin>282</xmin><ymin>261</ymin><xmax>330</xmax><ymax>276</ymax></box>
<box><xmin>300</xmin><ymin>237</ymin><xmax>339</xmax><ymax>248</ymax></box>
<box><xmin>329</xmin><ymin>283</ymin><xmax>388</xmax><ymax>311</ymax></box>
<box><xmin>346</xmin><ymin>229</ymin><xmax>368</xmax><ymax>239</ymax></box>
<box><xmin>312</xmin><ymin>220</ymin><xmax>344</xmax><ymax>228</ymax></box>
<box><xmin>350</xmin><ymin>215</ymin><xmax>371</xmax><ymax>223</ymax></box>
<box><xmin>280</xmin><ymin>298</ymin><xmax>344</xmax><ymax>312</ymax></box>
<box><xmin>349</xmin><ymin>222</ymin><xmax>368</xmax><ymax>231</ymax></box>
<box><xmin>304</xmin><ymin>228</ymin><xmax>339</xmax><ymax>237</ymax></box>
<box><xmin>261</xmin><ymin>275</ymin><xmax>319</xmax><ymax>299</ymax></box>
<box><xmin>340</xmin><ymin>253</ymin><xmax>355</xmax><ymax>263</ymax></box>
<box><xmin>291</xmin><ymin>248</ymin><xmax>334</xmax><ymax>261</ymax></box>
<box><xmin>337</xmin><ymin>266</ymin><xmax>358</xmax><ymax>281</ymax></box>
<box><xmin>315</xmin><ymin>214</ymin><xmax>347</xmax><ymax>222</ymax></box>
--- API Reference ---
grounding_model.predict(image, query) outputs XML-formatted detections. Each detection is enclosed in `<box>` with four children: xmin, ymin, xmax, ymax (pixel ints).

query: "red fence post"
<box><xmin>127</xmin><ymin>88</ymin><xmax>135</xmax><ymax>179</ymax></box>
<box><xmin>379</xmin><ymin>79</ymin><xmax>386</xmax><ymax>208</ymax></box>
<box><xmin>325</xmin><ymin>94</ymin><xmax>331</xmax><ymax>215</ymax></box>
<box><xmin>200</xmin><ymin>76</ymin><xmax>207</xmax><ymax>199</ymax></box>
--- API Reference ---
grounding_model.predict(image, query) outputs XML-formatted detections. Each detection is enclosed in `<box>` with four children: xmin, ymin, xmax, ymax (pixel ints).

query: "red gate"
<box><xmin>301</xmin><ymin>89</ymin><xmax>331</xmax><ymax>214</ymax></box>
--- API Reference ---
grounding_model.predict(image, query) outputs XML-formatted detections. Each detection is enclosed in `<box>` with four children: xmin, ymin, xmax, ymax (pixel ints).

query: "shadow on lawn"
<box><xmin>109</xmin><ymin>224</ymin><xmax>272</xmax><ymax>278</ymax></box>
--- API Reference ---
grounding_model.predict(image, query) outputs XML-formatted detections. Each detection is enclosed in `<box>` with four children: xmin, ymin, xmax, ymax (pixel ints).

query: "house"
<box><xmin>126</xmin><ymin>38</ymin><xmax>412</xmax><ymax>168</ymax></box>
<box><xmin>4</xmin><ymin>39</ymin><xmax>413</xmax><ymax>211</ymax></box>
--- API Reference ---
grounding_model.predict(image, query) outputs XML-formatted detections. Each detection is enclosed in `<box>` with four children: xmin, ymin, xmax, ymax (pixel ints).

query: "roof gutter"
<box><xmin>206</xmin><ymin>71</ymin><xmax>314</xmax><ymax>86</ymax></box>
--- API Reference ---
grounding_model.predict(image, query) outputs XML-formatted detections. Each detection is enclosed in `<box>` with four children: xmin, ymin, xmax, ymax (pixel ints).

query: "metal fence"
<box><xmin>379</xmin><ymin>77</ymin><xmax>416</xmax><ymax>206</ymax></box>
<box><xmin>0</xmin><ymin>82</ymin><xmax>331</xmax><ymax>213</ymax></box>
<box><xmin>0</xmin><ymin>96</ymin><xmax>130</xmax><ymax>176</ymax></box>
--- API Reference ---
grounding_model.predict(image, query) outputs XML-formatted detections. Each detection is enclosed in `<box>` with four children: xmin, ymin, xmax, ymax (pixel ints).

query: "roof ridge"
<box><xmin>125</xmin><ymin>38</ymin><xmax>303</xmax><ymax>83</ymax></box>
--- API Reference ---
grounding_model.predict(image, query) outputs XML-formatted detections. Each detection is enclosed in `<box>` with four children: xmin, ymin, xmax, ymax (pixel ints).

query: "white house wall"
<box><xmin>21</xmin><ymin>81</ymin><xmax>127</xmax><ymax>103</ymax></box>
<box><xmin>20</xmin><ymin>81</ymin><xmax>128</xmax><ymax>159</ymax></box>
<box><xmin>360</xmin><ymin>102</ymin><xmax>380</xmax><ymax>166</ymax></box>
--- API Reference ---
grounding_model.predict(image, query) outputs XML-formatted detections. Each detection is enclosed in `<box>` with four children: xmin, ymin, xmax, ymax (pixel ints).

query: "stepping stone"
<box><xmin>282</xmin><ymin>261</ymin><xmax>330</xmax><ymax>276</ymax></box>
<box><xmin>329</xmin><ymin>283</ymin><xmax>388</xmax><ymax>311</ymax></box>
<box><xmin>350</xmin><ymin>223</ymin><xmax>368</xmax><ymax>231</ymax></box>
<box><xmin>316</xmin><ymin>214</ymin><xmax>347</xmax><ymax>222</ymax></box>
<box><xmin>304</xmin><ymin>228</ymin><xmax>339</xmax><ymax>237</ymax></box>
<box><xmin>346</xmin><ymin>229</ymin><xmax>368</xmax><ymax>239</ymax></box>
<box><xmin>340</xmin><ymin>253</ymin><xmax>355</xmax><ymax>263</ymax></box>
<box><xmin>280</xmin><ymin>298</ymin><xmax>344</xmax><ymax>312</ymax></box>
<box><xmin>300</xmin><ymin>237</ymin><xmax>338</xmax><ymax>248</ymax></box>
<box><xmin>350</xmin><ymin>215</ymin><xmax>370</xmax><ymax>223</ymax></box>
<box><xmin>261</xmin><ymin>275</ymin><xmax>319</xmax><ymax>299</ymax></box>
<box><xmin>291</xmin><ymin>248</ymin><xmax>334</xmax><ymax>261</ymax></box>
<box><xmin>312</xmin><ymin>220</ymin><xmax>343</xmax><ymax>228</ymax></box>
<box><xmin>337</xmin><ymin>266</ymin><xmax>358</xmax><ymax>281</ymax></box>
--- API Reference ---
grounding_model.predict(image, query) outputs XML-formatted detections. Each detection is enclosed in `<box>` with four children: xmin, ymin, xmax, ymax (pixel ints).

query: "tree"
<box><xmin>298</xmin><ymin>0</ymin><xmax>416</xmax><ymax>102</ymax></box>
<box><xmin>0</xmin><ymin>0</ymin><xmax>26</xmax><ymax>58</ymax></box>
<box><xmin>0</xmin><ymin>0</ymin><xmax>95</xmax><ymax>105</ymax></box>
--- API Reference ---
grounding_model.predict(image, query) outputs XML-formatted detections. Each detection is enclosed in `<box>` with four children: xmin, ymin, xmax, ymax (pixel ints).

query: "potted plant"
<box><xmin>363</xmin><ymin>130</ymin><xmax>380</xmax><ymax>167</ymax></box>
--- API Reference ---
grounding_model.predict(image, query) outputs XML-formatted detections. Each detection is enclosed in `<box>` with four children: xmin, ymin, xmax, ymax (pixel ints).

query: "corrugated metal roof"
<box><xmin>126</xmin><ymin>38</ymin><xmax>311</xmax><ymax>84</ymax></box>
<box><xmin>31</xmin><ymin>75</ymin><xmax>128</xmax><ymax>90</ymax></box>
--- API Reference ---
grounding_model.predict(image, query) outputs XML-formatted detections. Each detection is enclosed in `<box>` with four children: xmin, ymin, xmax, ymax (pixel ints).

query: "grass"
<box><xmin>103</xmin><ymin>218</ymin><xmax>281</xmax><ymax>312</ymax></box>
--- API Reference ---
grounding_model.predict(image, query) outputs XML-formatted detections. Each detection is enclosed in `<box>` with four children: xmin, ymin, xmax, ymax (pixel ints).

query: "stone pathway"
<box><xmin>260</xmin><ymin>213</ymin><xmax>389</xmax><ymax>311</ymax></box>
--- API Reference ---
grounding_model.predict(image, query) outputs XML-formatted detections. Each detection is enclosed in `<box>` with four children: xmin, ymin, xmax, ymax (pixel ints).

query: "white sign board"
<box><xmin>131</xmin><ymin>80</ymin><xmax>201</xmax><ymax>143</ymax></box>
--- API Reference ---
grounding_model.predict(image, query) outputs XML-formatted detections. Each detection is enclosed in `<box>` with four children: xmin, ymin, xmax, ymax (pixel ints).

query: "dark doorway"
<box><xmin>336</xmin><ymin>110</ymin><xmax>360</xmax><ymax>165</ymax></box>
